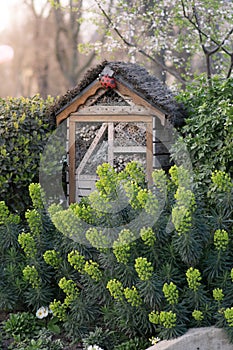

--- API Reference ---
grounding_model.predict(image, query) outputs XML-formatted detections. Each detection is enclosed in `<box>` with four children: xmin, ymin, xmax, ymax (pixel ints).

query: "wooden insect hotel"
<box><xmin>53</xmin><ymin>61</ymin><xmax>186</xmax><ymax>204</ymax></box>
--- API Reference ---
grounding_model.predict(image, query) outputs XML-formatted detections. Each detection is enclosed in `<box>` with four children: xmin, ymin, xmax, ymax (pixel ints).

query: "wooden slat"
<box><xmin>70</xmin><ymin>114</ymin><xmax>152</xmax><ymax>123</ymax></box>
<box><xmin>56</xmin><ymin>81</ymin><xmax>102</xmax><ymax>125</ymax></box>
<box><xmin>77</xmin><ymin>180</ymin><xmax>96</xmax><ymax>189</ymax></box>
<box><xmin>69</xmin><ymin>120</ymin><xmax>76</xmax><ymax>204</ymax></box>
<box><xmin>146</xmin><ymin>120</ymin><xmax>153</xmax><ymax>185</ymax></box>
<box><xmin>114</xmin><ymin>146</ymin><xmax>146</xmax><ymax>153</ymax></box>
<box><xmin>76</xmin><ymin>123</ymin><xmax>108</xmax><ymax>175</ymax></box>
<box><xmin>116</xmin><ymin>81</ymin><xmax>166</xmax><ymax>125</ymax></box>
<box><xmin>77</xmin><ymin>188</ymin><xmax>94</xmax><ymax>197</ymax></box>
<box><xmin>75</xmin><ymin>105</ymin><xmax>148</xmax><ymax>115</ymax></box>
<box><xmin>108</xmin><ymin>123</ymin><xmax>114</xmax><ymax>165</ymax></box>
<box><xmin>76</xmin><ymin>174</ymin><xmax>98</xmax><ymax>181</ymax></box>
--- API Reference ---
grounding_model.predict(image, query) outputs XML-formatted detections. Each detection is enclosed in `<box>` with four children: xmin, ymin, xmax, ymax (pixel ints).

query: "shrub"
<box><xmin>173</xmin><ymin>76</ymin><xmax>233</xmax><ymax>189</ymax></box>
<box><xmin>2</xmin><ymin>312</ymin><xmax>41</xmax><ymax>342</ymax></box>
<box><xmin>1</xmin><ymin>163</ymin><xmax>233</xmax><ymax>347</ymax></box>
<box><xmin>45</xmin><ymin>163</ymin><xmax>233</xmax><ymax>345</ymax></box>
<box><xmin>0</xmin><ymin>95</ymin><xmax>55</xmax><ymax>214</ymax></box>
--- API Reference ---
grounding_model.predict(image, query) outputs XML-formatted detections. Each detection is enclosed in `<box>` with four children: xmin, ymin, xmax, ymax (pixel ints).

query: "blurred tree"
<box><xmin>51</xmin><ymin>0</ymin><xmax>97</xmax><ymax>87</ymax></box>
<box><xmin>0</xmin><ymin>0</ymin><xmax>102</xmax><ymax>97</ymax></box>
<box><xmin>24</xmin><ymin>0</ymin><xmax>52</xmax><ymax>98</ymax></box>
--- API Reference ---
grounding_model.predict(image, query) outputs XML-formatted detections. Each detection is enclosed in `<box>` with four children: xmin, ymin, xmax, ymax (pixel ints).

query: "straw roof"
<box><xmin>51</xmin><ymin>61</ymin><xmax>187</xmax><ymax>127</ymax></box>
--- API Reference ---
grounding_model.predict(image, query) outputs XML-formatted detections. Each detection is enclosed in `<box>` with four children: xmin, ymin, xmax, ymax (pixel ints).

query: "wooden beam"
<box><xmin>56</xmin><ymin>81</ymin><xmax>103</xmax><ymax>125</ymax></box>
<box><xmin>146</xmin><ymin>120</ymin><xmax>153</xmax><ymax>185</ymax></box>
<box><xmin>113</xmin><ymin>146</ymin><xmax>146</xmax><ymax>153</ymax></box>
<box><xmin>76</xmin><ymin>123</ymin><xmax>108</xmax><ymax>175</ymax></box>
<box><xmin>70</xmin><ymin>114</ymin><xmax>152</xmax><ymax>123</ymax></box>
<box><xmin>116</xmin><ymin>81</ymin><xmax>166</xmax><ymax>125</ymax></box>
<box><xmin>108</xmin><ymin>123</ymin><xmax>114</xmax><ymax>166</ymax></box>
<box><xmin>73</xmin><ymin>105</ymin><xmax>149</xmax><ymax>115</ymax></box>
<box><xmin>68</xmin><ymin>120</ymin><xmax>76</xmax><ymax>204</ymax></box>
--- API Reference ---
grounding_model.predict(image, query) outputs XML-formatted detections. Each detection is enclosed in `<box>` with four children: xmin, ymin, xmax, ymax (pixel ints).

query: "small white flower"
<box><xmin>87</xmin><ymin>345</ymin><xmax>104</xmax><ymax>350</ymax></box>
<box><xmin>149</xmin><ymin>336</ymin><xmax>161</xmax><ymax>345</ymax></box>
<box><xmin>36</xmin><ymin>306</ymin><xmax>49</xmax><ymax>319</ymax></box>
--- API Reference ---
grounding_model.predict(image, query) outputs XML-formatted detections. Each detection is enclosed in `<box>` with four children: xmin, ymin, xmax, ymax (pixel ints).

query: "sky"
<box><xmin>0</xmin><ymin>0</ymin><xmax>16</xmax><ymax>32</ymax></box>
<box><xmin>0</xmin><ymin>0</ymin><xmax>50</xmax><ymax>63</ymax></box>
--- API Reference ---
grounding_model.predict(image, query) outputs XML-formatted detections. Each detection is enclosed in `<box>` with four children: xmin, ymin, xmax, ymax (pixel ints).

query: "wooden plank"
<box><xmin>70</xmin><ymin>114</ymin><xmax>152</xmax><ymax>123</ymax></box>
<box><xmin>56</xmin><ymin>81</ymin><xmax>102</xmax><ymax>125</ymax></box>
<box><xmin>77</xmin><ymin>180</ymin><xmax>96</xmax><ymax>189</ymax></box>
<box><xmin>108</xmin><ymin>123</ymin><xmax>114</xmax><ymax>166</ymax></box>
<box><xmin>77</xmin><ymin>188</ymin><xmax>94</xmax><ymax>197</ymax></box>
<box><xmin>75</xmin><ymin>105</ymin><xmax>148</xmax><ymax>115</ymax></box>
<box><xmin>68</xmin><ymin>120</ymin><xmax>76</xmax><ymax>204</ymax></box>
<box><xmin>80</xmin><ymin>88</ymin><xmax>106</xmax><ymax>108</ymax></box>
<box><xmin>116</xmin><ymin>81</ymin><xmax>166</xmax><ymax>125</ymax></box>
<box><xmin>146</xmin><ymin>121</ymin><xmax>153</xmax><ymax>185</ymax></box>
<box><xmin>76</xmin><ymin>123</ymin><xmax>108</xmax><ymax>175</ymax></box>
<box><xmin>76</xmin><ymin>174</ymin><xmax>98</xmax><ymax>181</ymax></box>
<box><xmin>114</xmin><ymin>146</ymin><xmax>146</xmax><ymax>153</ymax></box>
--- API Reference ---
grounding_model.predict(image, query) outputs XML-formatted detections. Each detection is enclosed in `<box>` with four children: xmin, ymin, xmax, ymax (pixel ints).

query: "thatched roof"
<box><xmin>51</xmin><ymin>61</ymin><xmax>187</xmax><ymax>127</ymax></box>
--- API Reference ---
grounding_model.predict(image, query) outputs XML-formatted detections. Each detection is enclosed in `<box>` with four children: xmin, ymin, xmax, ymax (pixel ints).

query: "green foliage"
<box><xmin>0</xmin><ymin>95</ymin><xmax>55</xmax><ymax>214</ymax></box>
<box><xmin>82</xmin><ymin>327</ymin><xmax>115</xmax><ymax>350</ymax></box>
<box><xmin>22</xmin><ymin>265</ymin><xmax>41</xmax><ymax>289</ymax></box>
<box><xmin>107</xmin><ymin>279</ymin><xmax>124</xmax><ymax>301</ymax></box>
<box><xmin>9</xmin><ymin>329</ymin><xmax>64</xmax><ymax>350</ymax></box>
<box><xmin>18</xmin><ymin>233</ymin><xmax>37</xmax><ymax>259</ymax></box>
<box><xmin>186</xmin><ymin>268</ymin><xmax>202</xmax><ymax>292</ymax></box>
<box><xmin>1</xmin><ymin>160</ymin><xmax>233</xmax><ymax>346</ymax></box>
<box><xmin>174</xmin><ymin>77</ymin><xmax>233</xmax><ymax>188</ymax></box>
<box><xmin>162</xmin><ymin>282</ymin><xmax>179</xmax><ymax>305</ymax></box>
<box><xmin>123</xmin><ymin>286</ymin><xmax>142</xmax><ymax>307</ymax></box>
<box><xmin>43</xmin><ymin>250</ymin><xmax>62</xmax><ymax>269</ymax></box>
<box><xmin>113</xmin><ymin>229</ymin><xmax>136</xmax><ymax>264</ymax></box>
<box><xmin>113</xmin><ymin>336</ymin><xmax>149</xmax><ymax>350</ymax></box>
<box><xmin>3</xmin><ymin>312</ymin><xmax>41</xmax><ymax>342</ymax></box>
<box><xmin>214</xmin><ymin>229</ymin><xmax>229</xmax><ymax>251</ymax></box>
<box><xmin>134</xmin><ymin>257</ymin><xmax>153</xmax><ymax>281</ymax></box>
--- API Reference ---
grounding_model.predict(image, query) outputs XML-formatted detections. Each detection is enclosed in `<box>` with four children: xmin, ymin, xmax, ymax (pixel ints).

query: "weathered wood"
<box><xmin>77</xmin><ymin>188</ymin><xmax>94</xmax><ymax>197</ymax></box>
<box><xmin>116</xmin><ymin>81</ymin><xmax>166</xmax><ymax>125</ymax></box>
<box><xmin>76</xmin><ymin>179</ymin><xmax>96</xmax><ymax>189</ymax></box>
<box><xmin>114</xmin><ymin>146</ymin><xmax>147</xmax><ymax>153</ymax></box>
<box><xmin>146</xmin><ymin>121</ymin><xmax>153</xmax><ymax>185</ymax></box>
<box><xmin>76</xmin><ymin>175</ymin><xmax>97</xmax><ymax>201</ymax></box>
<box><xmin>76</xmin><ymin>174</ymin><xmax>98</xmax><ymax>181</ymax></box>
<box><xmin>56</xmin><ymin>81</ymin><xmax>102</xmax><ymax>125</ymax></box>
<box><xmin>76</xmin><ymin>123</ymin><xmax>108</xmax><ymax>175</ymax></box>
<box><xmin>75</xmin><ymin>105</ymin><xmax>149</xmax><ymax>115</ymax></box>
<box><xmin>108</xmin><ymin>123</ymin><xmax>114</xmax><ymax>166</ymax></box>
<box><xmin>78</xmin><ymin>88</ymin><xmax>106</xmax><ymax>109</ymax></box>
<box><xmin>69</xmin><ymin>120</ymin><xmax>76</xmax><ymax>203</ymax></box>
<box><xmin>70</xmin><ymin>114</ymin><xmax>152</xmax><ymax>123</ymax></box>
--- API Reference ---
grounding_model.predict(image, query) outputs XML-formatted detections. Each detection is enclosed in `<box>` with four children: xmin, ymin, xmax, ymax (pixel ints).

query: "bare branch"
<box><xmin>23</xmin><ymin>0</ymin><xmax>50</xmax><ymax>18</ymax></box>
<box><xmin>94</xmin><ymin>0</ymin><xmax>186</xmax><ymax>85</ymax></box>
<box><xmin>181</xmin><ymin>0</ymin><xmax>233</xmax><ymax>56</ymax></box>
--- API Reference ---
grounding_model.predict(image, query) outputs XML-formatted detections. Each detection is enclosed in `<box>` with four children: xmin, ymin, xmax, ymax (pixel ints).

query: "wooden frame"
<box><xmin>56</xmin><ymin>80</ymin><xmax>167</xmax><ymax>127</ymax></box>
<box><xmin>68</xmin><ymin>114</ymin><xmax>153</xmax><ymax>203</ymax></box>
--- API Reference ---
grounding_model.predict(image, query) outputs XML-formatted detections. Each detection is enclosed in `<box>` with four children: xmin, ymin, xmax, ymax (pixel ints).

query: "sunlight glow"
<box><xmin>0</xmin><ymin>2</ymin><xmax>11</xmax><ymax>32</ymax></box>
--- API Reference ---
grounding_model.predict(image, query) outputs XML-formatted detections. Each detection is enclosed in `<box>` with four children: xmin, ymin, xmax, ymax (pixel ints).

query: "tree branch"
<box><xmin>181</xmin><ymin>0</ymin><xmax>233</xmax><ymax>56</ymax></box>
<box><xmin>94</xmin><ymin>0</ymin><xmax>186</xmax><ymax>85</ymax></box>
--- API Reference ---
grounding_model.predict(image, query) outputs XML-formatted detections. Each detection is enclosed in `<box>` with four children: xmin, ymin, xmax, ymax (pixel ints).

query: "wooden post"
<box><xmin>108</xmin><ymin>122</ymin><xmax>114</xmax><ymax>166</ymax></box>
<box><xmin>69</xmin><ymin>120</ymin><xmax>76</xmax><ymax>203</ymax></box>
<box><xmin>146</xmin><ymin>120</ymin><xmax>153</xmax><ymax>185</ymax></box>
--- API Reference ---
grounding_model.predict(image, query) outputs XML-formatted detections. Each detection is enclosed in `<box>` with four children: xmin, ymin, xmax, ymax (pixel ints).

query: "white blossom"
<box><xmin>87</xmin><ymin>345</ymin><xmax>104</xmax><ymax>350</ymax></box>
<box><xmin>36</xmin><ymin>306</ymin><xmax>49</xmax><ymax>319</ymax></box>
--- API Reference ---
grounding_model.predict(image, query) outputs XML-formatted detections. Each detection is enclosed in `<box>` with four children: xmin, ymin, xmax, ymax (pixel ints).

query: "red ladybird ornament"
<box><xmin>100</xmin><ymin>74</ymin><xmax>116</xmax><ymax>89</ymax></box>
